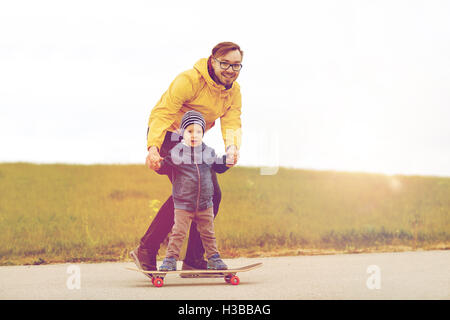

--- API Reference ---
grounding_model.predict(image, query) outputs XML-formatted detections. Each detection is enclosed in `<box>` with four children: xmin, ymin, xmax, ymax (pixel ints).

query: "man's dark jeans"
<box><xmin>140</xmin><ymin>131</ymin><xmax>222</xmax><ymax>263</ymax></box>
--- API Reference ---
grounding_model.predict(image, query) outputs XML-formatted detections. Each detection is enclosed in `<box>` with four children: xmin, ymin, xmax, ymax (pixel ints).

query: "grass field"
<box><xmin>0</xmin><ymin>163</ymin><xmax>448</xmax><ymax>265</ymax></box>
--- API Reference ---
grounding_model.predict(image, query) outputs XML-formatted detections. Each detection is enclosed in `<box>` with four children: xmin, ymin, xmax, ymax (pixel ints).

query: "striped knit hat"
<box><xmin>180</xmin><ymin>110</ymin><xmax>206</xmax><ymax>136</ymax></box>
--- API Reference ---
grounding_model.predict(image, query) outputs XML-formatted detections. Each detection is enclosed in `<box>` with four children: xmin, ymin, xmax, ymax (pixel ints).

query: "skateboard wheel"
<box><xmin>153</xmin><ymin>277</ymin><xmax>164</xmax><ymax>287</ymax></box>
<box><xmin>230</xmin><ymin>275</ymin><xmax>240</xmax><ymax>285</ymax></box>
<box><xmin>224</xmin><ymin>275</ymin><xmax>231</xmax><ymax>283</ymax></box>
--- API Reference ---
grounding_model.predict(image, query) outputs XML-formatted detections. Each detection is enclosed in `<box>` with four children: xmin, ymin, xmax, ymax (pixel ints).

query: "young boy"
<box><xmin>156</xmin><ymin>110</ymin><xmax>229</xmax><ymax>271</ymax></box>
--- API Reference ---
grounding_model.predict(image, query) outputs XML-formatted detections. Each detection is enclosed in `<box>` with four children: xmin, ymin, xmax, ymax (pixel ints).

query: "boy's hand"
<box><xmin>146</xmin><ymin>146</ymin><xmax>164</xmax><ymax>170</ymax></box>
<box><xmin>226</xmin><ymin>145</ymin><xmax>239</xmax><ymax>167</ymax></box>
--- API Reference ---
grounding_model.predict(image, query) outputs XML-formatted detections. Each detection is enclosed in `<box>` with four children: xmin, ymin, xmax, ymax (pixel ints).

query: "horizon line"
<box><xmin>1</xmin><ymin>161</ymin><xmax>448</xmax><ymax>179</ymax></box>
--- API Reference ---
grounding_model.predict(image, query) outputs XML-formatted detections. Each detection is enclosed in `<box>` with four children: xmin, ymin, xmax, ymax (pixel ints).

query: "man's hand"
<box><xmin>226</xmin><ymin>145</ymin><xmax>239</xmax><ymax>167</ymax></box>
<box><xmin>146</xmin><ymin>146</ymin><xmax>164</xmax><ymax>170</ymax></box>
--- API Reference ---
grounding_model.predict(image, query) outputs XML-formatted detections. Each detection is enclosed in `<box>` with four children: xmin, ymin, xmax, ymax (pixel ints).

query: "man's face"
<box><xmin>183</xmin><ymin>123</ymin><xmax>203</xmax><ymax>147</ymax></box>
<box><xmin>211</xmin><ymin>49</ymin><xmax>242</xmax><ymax>87</ymax></box>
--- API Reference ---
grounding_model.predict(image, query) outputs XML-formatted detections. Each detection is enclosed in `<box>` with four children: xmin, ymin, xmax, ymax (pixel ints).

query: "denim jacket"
<box><xmin>156</xmin><ymin>141</ymin><xmax>229</xmax><ymax>212</ymax></box>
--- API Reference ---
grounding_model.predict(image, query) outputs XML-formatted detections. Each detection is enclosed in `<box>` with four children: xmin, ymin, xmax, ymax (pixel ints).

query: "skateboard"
<box><xmin>126</xmin><ymin>262</ymin><xmax>262</xmax><ymax>287</ymax></box>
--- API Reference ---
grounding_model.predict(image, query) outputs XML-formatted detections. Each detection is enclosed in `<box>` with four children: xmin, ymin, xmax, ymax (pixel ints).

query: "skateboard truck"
<box><xmin>151</xmin><ymin>273</ymin><xmax>240</xmax><ymax>287</ymax></box>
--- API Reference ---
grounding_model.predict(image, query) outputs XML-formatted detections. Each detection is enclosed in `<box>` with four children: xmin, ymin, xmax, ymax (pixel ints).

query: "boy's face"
<box><xmin>183</xmin><ymin>123</ymin><xmax>203</xmax><ymax>147</ymax></box>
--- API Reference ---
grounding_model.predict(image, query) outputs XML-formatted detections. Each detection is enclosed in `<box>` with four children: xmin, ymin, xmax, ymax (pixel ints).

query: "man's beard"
<box><xmin>220</xmin><ymin>74</ymin><xmax>234</xmax><ymax>89</ymax></box>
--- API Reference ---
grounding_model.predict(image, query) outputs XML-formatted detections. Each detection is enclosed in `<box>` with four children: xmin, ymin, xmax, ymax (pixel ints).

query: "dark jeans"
<box><xmin>140</xmin><ymin>131</ymin><xmax>222</xmax><ymax>263</ymax></box>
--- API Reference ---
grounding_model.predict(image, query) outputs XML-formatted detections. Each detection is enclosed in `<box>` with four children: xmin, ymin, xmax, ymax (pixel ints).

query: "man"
<box><xmin>130</xmin><ymin>42</ymin><xmax>243</xmax><ymax>274</ymax></box>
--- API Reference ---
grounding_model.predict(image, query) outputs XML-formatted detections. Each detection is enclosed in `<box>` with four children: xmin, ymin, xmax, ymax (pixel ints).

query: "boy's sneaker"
<box><xmin>130</xmin><ymin>245</ymin><xmax>157</xmax><ymax>279</ymax></box>
<box><xmin>159</xmin><ymin>257</ymin><xmax>177</xmax><ymax>271</ymax></box>
<box><xmin>207</xmin><ymin>253</ymin><xmax>228</xmax><ymax>270</ymax></box>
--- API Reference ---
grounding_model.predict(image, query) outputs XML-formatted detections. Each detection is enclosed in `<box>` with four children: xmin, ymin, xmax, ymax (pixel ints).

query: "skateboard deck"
<box><xmin>126</xmin><ymin>262</ymin><xmax>262</xmax><ymax>287</ymax></box>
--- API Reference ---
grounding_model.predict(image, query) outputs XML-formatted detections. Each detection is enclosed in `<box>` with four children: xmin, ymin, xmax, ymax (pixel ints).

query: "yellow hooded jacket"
<box><xmin>147</xmin><ymin>58</ymin><xmax>242</xmax><ymax>151</ymax></box>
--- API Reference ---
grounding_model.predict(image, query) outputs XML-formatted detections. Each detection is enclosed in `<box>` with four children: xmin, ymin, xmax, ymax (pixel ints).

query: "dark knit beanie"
<box><xmin>180</xmin><ymin>110</ymin><xmax>206</xmax><ymax>136</ymax></box>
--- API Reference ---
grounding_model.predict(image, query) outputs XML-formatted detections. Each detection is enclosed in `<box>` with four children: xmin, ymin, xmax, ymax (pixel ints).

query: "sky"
<box><xmin>1</xmin><ymin>0</ymin><xmax>449</xmax><ymax>177</ymax></box>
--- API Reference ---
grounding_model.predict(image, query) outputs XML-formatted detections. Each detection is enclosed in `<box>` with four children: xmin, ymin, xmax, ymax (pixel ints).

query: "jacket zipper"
<box><xmin>195</xmin><ymin>163</ymin><xmax>201</xmax><ymax>213</ymax></box>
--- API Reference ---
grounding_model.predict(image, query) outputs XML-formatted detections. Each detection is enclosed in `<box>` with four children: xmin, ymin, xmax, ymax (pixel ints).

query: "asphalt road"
<box><xmin>0</xmin><ymin>250</ymin><xmax>448</xmax><ymax>299</ymax></box>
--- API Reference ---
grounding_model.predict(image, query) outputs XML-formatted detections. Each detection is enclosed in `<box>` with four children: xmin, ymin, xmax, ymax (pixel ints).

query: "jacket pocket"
<box><xmin>199</xmin><ymin>166</ymin><xmax>214</xmax><ymax>199</ymax></box>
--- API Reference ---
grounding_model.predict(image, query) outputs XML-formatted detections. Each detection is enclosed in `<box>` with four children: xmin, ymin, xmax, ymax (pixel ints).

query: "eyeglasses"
<box><xmin>214</xmin><ymin>57</ymin><xmax>243</xmax><ymax>71</ymax></box>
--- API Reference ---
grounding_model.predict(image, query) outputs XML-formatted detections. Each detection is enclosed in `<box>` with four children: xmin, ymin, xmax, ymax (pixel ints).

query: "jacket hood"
<box><xmin>194</xmin><ymin>58</ymin><xmax>237</xmax><ymax>91</ymax></box>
